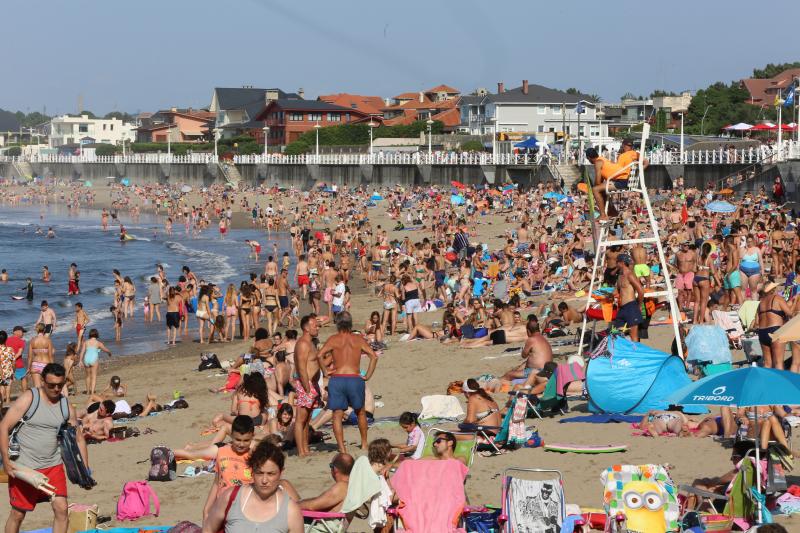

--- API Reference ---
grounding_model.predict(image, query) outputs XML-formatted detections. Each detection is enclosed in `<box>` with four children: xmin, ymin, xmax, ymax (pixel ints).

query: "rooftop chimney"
<box><xmin>419</xmin><ymin>91</ymin><xmax>424</xmax><ymax>103</ymax></box>
<box><xmin>522</xmin><ymin>80</ymin><xmax>529</xmax><ymax>95</ymax></box>
<box><xmin>298</xmin><ymin>88</ymin><xmax>305</xmax><ymax>99</ymax></box>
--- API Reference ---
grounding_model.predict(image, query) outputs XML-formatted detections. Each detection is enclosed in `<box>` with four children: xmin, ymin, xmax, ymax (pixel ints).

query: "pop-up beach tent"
<box><xmin>586</xmin><ymin>336</ymin><xmax>706</xmax><ymax>414</ymax></box>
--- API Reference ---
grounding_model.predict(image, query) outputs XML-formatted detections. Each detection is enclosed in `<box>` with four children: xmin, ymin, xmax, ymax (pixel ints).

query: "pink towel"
<box><xmin>555</xmin><ymin>362</ymin><xmax>585</xmax><ymax>396</ymax></box>
<box><xmin>391</xmin><ymin>458</ymin><xmax>468</xmax><ymax>532</ymax></box>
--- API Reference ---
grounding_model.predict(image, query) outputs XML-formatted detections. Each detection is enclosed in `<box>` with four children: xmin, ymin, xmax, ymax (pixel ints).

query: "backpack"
<box><xmin>59</xmin><ymin>424</ymin><xmax>97</xmax><ymax>489</ymax></box>
<box><xmin>116</xmin><ymin>480</ymin><xmax>160</xmax><ymax>521</ymax></box>
<box><xmin>147</xmin><ymin>446</ymin><xmax>176</xmax><ymax>481</ymax></box>
<box><xmin>198</xmin><ymin>352</ymin><xmax>221</xmax><ymax>371</ymax></box>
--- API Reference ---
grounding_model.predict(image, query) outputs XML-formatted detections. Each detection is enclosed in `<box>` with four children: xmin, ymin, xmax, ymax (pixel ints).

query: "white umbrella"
<box><xmin>725</xmin><ymin>123</ymin><xmax>753</xmax><ymax>131</ymax></box>
<box><xmin>181</xmin><ymin>185</ymin><xmax>192</xmax><ymax>193</ymax></box>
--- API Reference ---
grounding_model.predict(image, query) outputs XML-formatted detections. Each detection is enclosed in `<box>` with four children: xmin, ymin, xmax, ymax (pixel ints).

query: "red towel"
<box><xmin>555</xmin><ymin>362</ymin><xmax>585</xmax><ymax>396</ymax></box>
<box><xmin>391</xmin><ymin>459</ymin><xmax>468</xmax><ymax>532</ymax></box>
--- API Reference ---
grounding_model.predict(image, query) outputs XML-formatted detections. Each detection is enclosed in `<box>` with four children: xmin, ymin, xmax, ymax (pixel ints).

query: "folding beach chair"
<box><xmin>524</xmin><ymin>362</ymin><xmax>587</xmax><ymax>418</ymax></box>
<box><xmin>459</xmin><ymin>395</ymin><xmax>530</xmax><ymax>455</ymax></box>
<box><xmin>712</xmin><ymin>309</ymin><xmax>745</xmax><ymax>350</ymax></box>
<box><xmin>499</xmin><ymin>468</ymin><xmax>566</xmax><ymax>533</ymax></box>
<box><xmin>390</xmin><ymin>458</ymin><xmax>469</xmax><ymax>532</ymax></box>
<box><xmin>599</xmin><ymin>464</ymin><xmax>680</xmax><ymax>533</ymax></box>
<box><xmin>419</xmin><ymin>426</ymin><xmax>477</xmax><ymax>467</ymax></box>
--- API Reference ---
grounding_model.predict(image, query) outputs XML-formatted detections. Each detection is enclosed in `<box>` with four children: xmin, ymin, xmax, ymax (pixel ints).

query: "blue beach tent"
<box><xmin>586</xmin><ymin>336</ymin><xmax>707</xmax><ymax>415</ymax></box>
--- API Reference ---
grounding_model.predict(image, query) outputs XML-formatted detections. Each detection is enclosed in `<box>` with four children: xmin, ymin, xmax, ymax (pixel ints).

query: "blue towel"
<box><xmin>560</xmin><ymin>414</ymin><xmax>641</xmax><ymax>424</ymax></box>
<box><xmin>561</xmin><ymin>515</ymin><xmax>583</xmax><ymax>533</ymax></box>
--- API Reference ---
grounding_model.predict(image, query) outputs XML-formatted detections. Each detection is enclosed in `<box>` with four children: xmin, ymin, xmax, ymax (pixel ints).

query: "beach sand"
<box><xmin>2</xmin><ymin>186</ymin><xmax>797</xmax><ymax>530</ymax></box>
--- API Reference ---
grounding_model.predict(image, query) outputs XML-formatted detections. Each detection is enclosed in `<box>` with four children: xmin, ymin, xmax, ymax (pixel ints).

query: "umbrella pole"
<box><xmin>755</xmin><ymin>417</ymin><xmax>762</xmax><ymax>524</ymax></box>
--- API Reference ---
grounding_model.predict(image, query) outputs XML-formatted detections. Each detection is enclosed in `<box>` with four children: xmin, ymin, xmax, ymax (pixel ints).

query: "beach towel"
<box><xmin>600</xmin><ymin>464</ymin><xmax>679</xmax><ymax>533</ymax></box>
<box><xmin>560</xmin><ymin>414</ymin><xmax>641</xmax><ymax>424</ymax></box>
<box><xmin>508</xmin><ymin>396</ymin><xmax>528</xmax><ymax>445</ymax></box>
<box><xmin>341</xmin><ymin>456</ymin><xmax>381</xmax><ymax>515</ymax></box>
<box><xmin>368</xmin><ymin>476</ymin><xmax>393</xmax><ymax>529</ymax></box>
<box><xmin>507</xmin><ymin>477</ymin><xmax>564</xmax><ymax>532</ymax></box>
<box><xmin>392</xmin><ymin>458</ymin><xmax>468</xmax><ymax>532</ymax></box>
<box><xmin>738</xmin><ymin>300</ymin><xmax>759</xmax><ymax>330</ymax></box>
<box><xmin>419</xmin><ymin>395</ymin><xmax>465</xmax><ymax>420</ymax></box>
<box><xmin>555</xmin><ymin>362</ymin><xmax>585</xmax><ymax>396</ymax></box>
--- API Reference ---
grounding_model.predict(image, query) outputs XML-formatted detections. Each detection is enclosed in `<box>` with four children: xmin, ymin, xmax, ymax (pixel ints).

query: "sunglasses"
<box><xmin>434</xmin><ymin>438</ymin><xmax>449</xmax><ymax>444</ymax></box>
<box><xmin>44</xmin><ymin>381</ymin><xmax>65</xmax><ymax>389</ymax></box>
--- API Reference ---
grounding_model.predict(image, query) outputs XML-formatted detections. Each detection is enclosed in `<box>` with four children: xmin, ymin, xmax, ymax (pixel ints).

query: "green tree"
<box><xmin>283</xmin><ymin>120</ymin><xmax>444</xmax><ymax>154</ymax></box>
<box><xmin>684</xmin><ymin>81</ymin><xmax>772</xmax><ymax>135</ymax></box>
<box><xmin>752</xmin><ymin>62</ymin><xmax>800</xmax><ymax>79</ymax></box>
<box><xmin>5</xmin><ymin>146</ymin><xmax>21</xmax><ymax>156</ymax></box>
<box><xmin>93</xmin><ymin>143</ymin><xmax>119</xmax><ymax>156</ymax></box>
<box><xmin>650</xmin><ymin>89</ymin><xmax>678</xmax><ymax>97</ymax></box>
<box><xmin>460</xmin><ymin>140</ymin><xmax>484</xmax><ymax>152</ymax></box>
<box><xmin>104</xmin><ymin>111</ymin><xmax>135</xmax><ymax>122</ymax></box>
<box><xmin>654</xmin><ymin>109</ymin><xmax>668</xmax><ymax>132</ymax></box>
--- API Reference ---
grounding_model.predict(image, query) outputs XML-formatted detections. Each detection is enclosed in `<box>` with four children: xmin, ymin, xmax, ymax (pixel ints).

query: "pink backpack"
<box><xmin>116</xmin><ymin>480</ymin><xmax>160</xmax><ymax>521</ymax></box>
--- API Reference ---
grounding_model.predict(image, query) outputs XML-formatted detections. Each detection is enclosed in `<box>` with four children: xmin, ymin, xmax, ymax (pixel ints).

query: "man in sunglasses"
<box><xmin>0</xmin><ymin>363</ymin><xmax>89</xmax><ymax>533</ymax></box>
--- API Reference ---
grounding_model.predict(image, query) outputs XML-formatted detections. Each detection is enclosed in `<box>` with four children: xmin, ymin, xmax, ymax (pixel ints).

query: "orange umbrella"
<box><xmin>577</xmin><ymin>182</ymin><xmax>588</xmax><ymax>193</ymax></box>
<box><xmin>720</xmin><ymin>188</ymin><xmax>734</xmax><ymax>195</ymax></box>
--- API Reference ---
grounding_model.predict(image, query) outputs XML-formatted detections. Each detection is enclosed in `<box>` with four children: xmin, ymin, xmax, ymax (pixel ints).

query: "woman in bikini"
<box><xmin>122</xmin><ymin>276</ymin><xmax>136</xmax><ymax>318</ymax></box>
<box><xmin>692</xmin><ymin>242</ymin><xmax>714</xmax><ymax>324</ymax></box>
<box><xmin>462</xmin><ymin>378</ymin><xmax>501</xmax><ymax>438</ymax></box>
<box><xmin>736</xmin><ymin>406</ymin><xmax>800</xmax><ymax>457</ymax></box>
<box><xmin>363</xmin><ymin>311</ymin><xmax>385</xmax><ymax>345</ymax></box>
<box><xmin>239</xmin><ymin>283</ymin><xmax>253</xmax><ymax>340</ymax></box>
<box><xmin>27</xmin><ymin>323</ymin><xmax>54</xmax><ymax>388</ymax></box>
<box><xmin>224</xmin><ymin>284</ymin><xmax>239</xmax><ymax>342</ymax></box>
<box><xmin>210</xmin><ymin>372</ymin><xmax>269</xmax><ymax>443</ymax></box>
<box><xmin>196</xmin><ymin>285</ymin><xmax>212</xmax><ymax>344</ymax></box>
<box><xmin>754</xmin><ymin>282</ymin><xmax>793</xmax><ymax>368</ymax></box>
<box><xmin>380</xmin><ymin>275</ymin><xmax>399</xmax><ymax>337</ymax></box>
<box><xmin>262</xmin><ymin>278</ymin><xmax>281</xmax><ymax>336</ymax></box>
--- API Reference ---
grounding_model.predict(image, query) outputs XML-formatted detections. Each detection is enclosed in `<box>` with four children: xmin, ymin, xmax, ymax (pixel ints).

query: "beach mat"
<box><xmin>560</xmin><ymin>414</ymin><xmax>640</xmax><ymax>424</ymax></box>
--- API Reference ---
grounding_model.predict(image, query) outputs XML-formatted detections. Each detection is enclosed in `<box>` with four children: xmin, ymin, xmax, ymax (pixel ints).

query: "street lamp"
<box><xmin>426</xmin><ymin>118</ymin><xmax>434</xmax><ymax>158</ymax></box>
<box><xmin>679</xmin><ymin>112</ymin><xmax>684</xmax><ymax>163</ymax></box>
<box><xmin>314</xmin><ymin>122</ymin><xmax>321</xmax><ymax>162</ymax></box>
<box><xmin>262</xmin><ymin>126</ymin><xmax>269</xmax><ymax>157</ymax></box>
<box><xmin>213</xmin><ymin>128</ymin><xmax>221</xmax><ymax>159</ymax></box>
<box><xmin>777</xmin><ymin>98</ymin><xmax>785</xmax><ymax>161</ymax></box>
<box><xmin>368</xmin><ymin>120</ymin><xmax>377</xmax><ymax>158</ymax></box>
<box><xmin>489</xmin><ymin>117</ymin><xmax>497</xmax><ymax>162</ymax></box>
<box><xmin>700</xmin><ymin>104</ymin><xmax>712</xmax><ymax>136</ymax></box>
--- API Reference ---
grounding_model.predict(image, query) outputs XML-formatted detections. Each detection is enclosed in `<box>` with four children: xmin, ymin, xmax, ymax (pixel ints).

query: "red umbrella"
<box><xmin>750</xmin><ymin>123</ymin><xmax>776</xmax><ymax>131</ymax></box>
<box><xmin>779</xmin><ymin>123</ymin><xmax>796</xmax><ymax>131</ymax></box>
<box><xmin>451</xmin><ymin>180</ymin><xmax>466</xmax><ymax>189</ymax></box>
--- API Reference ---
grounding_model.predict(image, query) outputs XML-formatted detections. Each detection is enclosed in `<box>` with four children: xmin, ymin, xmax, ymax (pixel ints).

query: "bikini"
<box><xmin>757</xmin><ymin>295</ymin><xmax>786</xmax><ymax>347</ymax></box>
<box><xmin>740</xmin><ymin>251</ymin><xmax>760</xmax><ymax>275</ymax></box>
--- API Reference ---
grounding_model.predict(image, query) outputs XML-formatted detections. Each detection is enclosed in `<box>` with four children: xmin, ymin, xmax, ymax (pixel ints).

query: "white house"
<box><xmin>49</xmin><ymin>114</ymin><xmax>136</xmax><ymax>148</ymax></box>
<box><xmin>459</xmin><ymin>81</ymin><xmax>611</xmax><ymax>146</ymax></box>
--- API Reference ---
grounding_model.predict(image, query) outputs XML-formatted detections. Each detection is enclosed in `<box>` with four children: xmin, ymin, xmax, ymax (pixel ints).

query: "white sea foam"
<box><xmin>164</xmin><ymin>241</ymin><xmax>236</xmax><ymax>284</ymax></box>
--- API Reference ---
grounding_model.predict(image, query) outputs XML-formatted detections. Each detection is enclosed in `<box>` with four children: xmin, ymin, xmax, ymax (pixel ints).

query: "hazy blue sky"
<box><xmin>4</xmin><ymin>0</ymin><xmax>799</xmax><ymax>115</ymax></box>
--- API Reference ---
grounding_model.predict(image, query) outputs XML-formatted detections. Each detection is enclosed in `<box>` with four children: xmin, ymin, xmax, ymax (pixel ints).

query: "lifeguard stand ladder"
<box><xmin>577</xmin><ymin>124</ymin><xmax>683</xmax><ymax>359</ymax></box>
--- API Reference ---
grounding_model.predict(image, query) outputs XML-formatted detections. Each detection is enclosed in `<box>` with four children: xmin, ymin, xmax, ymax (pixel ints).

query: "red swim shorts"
<box><xmin>297</xmin><ymin>275</ymin><xmax>310</xmax><ymax>287</ymax></box>
<box><xmin>9</xmin><ymin>464</ymin><xmax>68</xmax><ymax>511</ymax></box>
<box><xmin>292</xmin><ymin>379</ymin><xmax>320</xmax><ymax>409</ymax></box>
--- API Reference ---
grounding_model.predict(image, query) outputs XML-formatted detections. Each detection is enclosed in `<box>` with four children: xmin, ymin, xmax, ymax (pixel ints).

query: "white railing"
<box><xmin>2</xmin><ymin>141</ymin><xmax>798</xmax><ymax>166</ymax></box>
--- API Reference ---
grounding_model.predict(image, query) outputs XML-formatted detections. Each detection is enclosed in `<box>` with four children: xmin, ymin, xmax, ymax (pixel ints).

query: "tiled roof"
<box><xmin>426</xmin><ymin>84</ymin><xmax>459</xmax><ymax>94</ymax></box>
<box><xmin>488</xmin><ymin>84</ymin><xmax>594</xmax><ymax>104</ymax></box>
<box><xmin>318</xmin><ymin>93</ymin><xmax>384</xmax><ymax>115</ymax></box>
<box><xmin>393</xmin><ymin>92</ymin><xmax>420</xmax><ymax>100</ymax></box>
<box><xmin>741</xmin><ymin>69</ymin><xmax>800</xmax><ymax>104</ymax></box>
<box><xmin>384</xmin><ymin>111</ymin><xmax>419</xmax><ymax>126</ymax></box>
<box><xmin>431</xmin><ymin>107</ymin><xmax>461</xmax><ymax>128</ymax></box>
<box><xmin>213</xmin><ymin>88</ymin><xmax>300</xmax><ymax>111</ymax></box>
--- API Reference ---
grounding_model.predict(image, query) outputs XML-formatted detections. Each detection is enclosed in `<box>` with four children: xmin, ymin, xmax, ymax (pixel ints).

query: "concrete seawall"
<box><xmin>2</xmin><ymin>161</ymin><xmax>796</xmax><ymax>192</ymax></box>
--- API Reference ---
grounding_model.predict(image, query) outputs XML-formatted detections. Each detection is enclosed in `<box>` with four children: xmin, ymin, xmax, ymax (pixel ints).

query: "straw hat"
<box><xmin>763</xmin><ymin>282</ymin><xmax>779</xmax><ymax>293</ymax></box>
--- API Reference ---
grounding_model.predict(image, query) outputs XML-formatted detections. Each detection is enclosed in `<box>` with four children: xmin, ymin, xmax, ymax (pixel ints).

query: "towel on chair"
<box><xmin>555</xmin><ymin>362</ymin><xmax>585</xmax><ymax>396</ymax></box>
<box><xmin>419</xmin><ymin>395</ymin><xmax>465</xmax><ymax>420</ymax></box>
<box><xmin>341</xmin><ymin>456</ymin><xmax>381</xmax><ymax>515</ymax></box>
<box><xmin>392</xmin><ymin>458</ymin><xmax>468</xmax><ymax>532</ymax></box>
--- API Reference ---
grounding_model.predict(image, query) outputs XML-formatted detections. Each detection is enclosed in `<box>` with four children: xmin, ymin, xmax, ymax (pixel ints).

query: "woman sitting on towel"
<box><xmin>208</xmin><ymin>373</ymin><xmax>268</xmax><ymax>439</ymax></box>
<box><xmin>462</xmin><ymin>378</ymin><xmax>501</xmax><ymax>430</ymax></box>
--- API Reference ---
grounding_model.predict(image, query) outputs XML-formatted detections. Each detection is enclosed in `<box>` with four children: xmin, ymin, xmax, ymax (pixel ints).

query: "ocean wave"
<box><xmin>164</xmin><ymin>241</ymin><xmax>236</xmax><ymax>285</ymax></box>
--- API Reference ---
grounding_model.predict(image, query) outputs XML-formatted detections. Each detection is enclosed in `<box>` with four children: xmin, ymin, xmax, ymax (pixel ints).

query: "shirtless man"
<box><xmin>80</xmin><ymin>400</ymin><xmax>115</xmax><ymax>441</ymax></box>
<box><xmin>293</xmin><ymin>315</ymin><xmax>322</xmax><ymax>457</ymax></box>
<box><xmin>369</xmin><ymin>243</ymin><xmax>382</xmax><ymax>284</ymax></box>
<box><xmin>543</xmin><ymin>301</ymin><xmax>582</xmax><ymax>330</ymax></box>
<box><xmin>35</xmin><ymin>300</ymin><xmax>57</xmax><ymax>336</ymax></box>
<box><xmin>298</xmin><ymin>453</ymin><xmax>353</xmax><ymax>513</ymax></box>
<box><xmin>296</xmin><ymin>255</ymin><xmax>309</xmax><ymax>299</ymax></box>
<box><xmin>277</xmin><ymin>269</ymin><xmax>291</xmax><ymax>326</ymax></box>
<box><xmin>502</xmin><ymin>321</ymin><xmax>553</xmax><ymax>381</ymax></box>
<box><xmin>489</xmin><ymin>301</ymin><xmax>515</xmax><ymax>329</ymax></box>
<box><xmin>675</xmin><ymin>242</ymin><xmax>697</xmax><ymax>311</ymax></box>
<box><xmin>614</xmin><ymin>254</ymin><xmax>645</xmax><ymax>342</ymax></box>
<box><xmin>74</xmin><ymin>303</ymin><xmax>89</xmax><ymax>351</ymax></box>
<box><xmin>631</xmin><ymin>243</ymin><xmax>652</xmax><ymax>287</ymax></box>
<box><xmin>317</xmin><ymin>312</ymin><xmax>378</xmax><ymax>454</ymax></box>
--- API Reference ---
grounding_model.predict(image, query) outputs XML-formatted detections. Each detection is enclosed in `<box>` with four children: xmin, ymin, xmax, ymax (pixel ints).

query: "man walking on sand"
<box><xmin>317</xmin><ymin>311</ymin><xmax>378</xmax><ymax>453</ymax></box>
<box><xmin>293</xmin><ymin>315</ymin><xmax>322</xmax><ymax>457</ymax></box>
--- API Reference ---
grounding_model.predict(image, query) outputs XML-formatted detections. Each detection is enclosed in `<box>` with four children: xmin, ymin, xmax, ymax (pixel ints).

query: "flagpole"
<box><xmin>777</xmin><ymin>100</ymin><xmax>783</xmax><ymax>162</ymax></box>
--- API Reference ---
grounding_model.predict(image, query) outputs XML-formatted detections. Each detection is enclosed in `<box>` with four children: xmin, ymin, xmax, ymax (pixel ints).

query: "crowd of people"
<box><xmin>2</xmin><ymin>146</ymin><xmax>799</xmax><ymax>532</ymax></box>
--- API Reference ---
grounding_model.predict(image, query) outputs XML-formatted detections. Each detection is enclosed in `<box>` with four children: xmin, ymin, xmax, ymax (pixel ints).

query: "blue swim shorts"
<box><xmin>328</xmin><ymin>374</ymin><xmax>365</xmax><ymax>411</ymax></box>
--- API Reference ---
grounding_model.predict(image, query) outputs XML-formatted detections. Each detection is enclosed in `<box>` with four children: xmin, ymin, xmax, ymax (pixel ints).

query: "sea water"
<box><xmin>0</xmin><ymin>205</ymin><xmax>293</xmax><ymax>356</ymax></box>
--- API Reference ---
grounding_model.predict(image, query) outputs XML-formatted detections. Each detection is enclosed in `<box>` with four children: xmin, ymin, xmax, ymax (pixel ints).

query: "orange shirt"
<box><xmin>615</xmin><ymin>150</ymin><xmax>640</xmax><ymax>179</ymax></box>
<box><xmin>597</xmin><ymin>157</ymin><xmax>624</xmax><ymax>182</ymax></box>
<box><xmin>215</xmin><ymin>445</ymin><xmax>252</xmax><ymax>488</ymax></box>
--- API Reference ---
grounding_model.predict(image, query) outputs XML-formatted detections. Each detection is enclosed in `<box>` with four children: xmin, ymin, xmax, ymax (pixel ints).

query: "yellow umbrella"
<box><xmin>768</xmin><ymin>313</ymin><xmax>800</xmax><ymax>343</ymax></box>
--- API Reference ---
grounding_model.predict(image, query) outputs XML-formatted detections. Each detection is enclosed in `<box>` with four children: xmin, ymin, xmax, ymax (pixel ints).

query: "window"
<box><xmin>308</xmin><ymin>113</ymin><xmax>322</xmax><ymax>122</ymax></box>
<box><xmin>552</xmin><ymin>106</ymin><xmax>561</xmax><ymax>114</ymax></box>
<box><xmin>103</xmin><ymin>124</ymin><xmax>107</xmax><ymax>131</ymax></box>
<box><xmin>327</xmin><ymin>113</ymin><xmax>341</xmax><ymax>122</ymax></box>
<box><xmin>289</xmin><ymin>113</ymin><xmax>303</xmax><ymax>121</ymax></box>
<box><xmin>537</xmin><ymin>105</ymin><xmax>546</xmax><ymax>115</ymax></box>
<box><xmin>590</xmin><ymin>125</ymin><xmax>600</xmax><ymax>137</ymax></box>
<box><xmin>537</xmin><ymin>125</ymin><xmax>545</xmax><ymax>133</ymax></box>
<box><xmin>110</xmin><ymin>124</ymin><xmax>114</xmax><ymax>131</ymax></box>
<box><xmin>548</xmin><ymin>127</ymin><xmax>556</xmax><ymax>132</ymax></box>
<box><xmin>78</xmin><ymin>124</ymin><xmax>88</xmax><ymax>133</ymax></box>
<box><xmin>345</xmin><ymin>113</ymin><xmax>351</xmax><ymax>122</ymax></box>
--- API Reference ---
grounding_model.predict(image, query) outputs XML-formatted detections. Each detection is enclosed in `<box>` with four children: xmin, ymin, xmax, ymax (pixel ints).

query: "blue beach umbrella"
<box><xmin>543</xmin><ymin>191</ymin><xmax>565</xmax><ymax>201</ymax></box>
<box><xmin>705</xmin><ymin>200</ymin><xmax>736</xmax><ymax>213</ymax></box>
<box><xmin>450</xmin><ymin>194</ymin><xmax>465</xmax><ymax>206</ymax></box>
<box><xmin>514</xmin><ymin>136</ymin><xmax>538</xmax><ymax>149</ymax></box>
<box><xmin>120</xmin><ymin>178</ymin><xmax>130</xmax><ymax>186</ymax></box>
<box><xmin>669</xmin><ymin>365</ymin><xmax>800</xmax><ymax>521</ymax></box>
<box><xmin>370</xmin><ymin>194</ymin><xmax>384</xmax><ymax>201</ymax></box>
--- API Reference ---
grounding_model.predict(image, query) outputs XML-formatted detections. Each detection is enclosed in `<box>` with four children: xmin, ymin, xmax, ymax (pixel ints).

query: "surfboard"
<box><xmin>544</xmin><ymin>443</ymin><xmax>628</xmax><ymax>454</ymax></box>
<box><xmin>11</xmin><ymin>296</ymin><xmax>25</xmax><ymax>300</ymax></box>
<box><xmin>121</xmin><ymin>233</ymin><xmax>135</xmax><ymax>241</ymax></box>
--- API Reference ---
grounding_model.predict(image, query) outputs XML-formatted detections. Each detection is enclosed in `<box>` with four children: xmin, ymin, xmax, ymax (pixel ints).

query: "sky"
<box><xmin>4</xmin><ymin>0</ymin><xmax>800</xmax><ymax>116</ymax></box>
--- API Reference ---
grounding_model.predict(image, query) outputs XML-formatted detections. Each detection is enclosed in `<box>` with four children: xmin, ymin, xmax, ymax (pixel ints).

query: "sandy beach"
<box><xmin>1</xmin><ymin>185</ymin><xmax>798</xmax><ymax>531</ymax></box>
